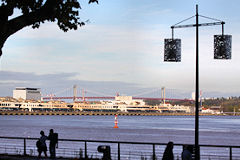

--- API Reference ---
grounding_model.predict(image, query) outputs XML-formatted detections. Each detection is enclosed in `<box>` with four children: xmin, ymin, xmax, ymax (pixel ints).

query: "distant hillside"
<box><xmin>174</xmin><ymin>97</ymin><xmax>240</xmax><ymax>112</ymax></box>
<box><xmin>202</xmin><ymin>97</ymin><xmax>240</xmax><ymax>112</ymax></box>
<box><xmin>145</xmin><ymin>97</ymin><xmax>240</xmax><ymax>112</ymax></box>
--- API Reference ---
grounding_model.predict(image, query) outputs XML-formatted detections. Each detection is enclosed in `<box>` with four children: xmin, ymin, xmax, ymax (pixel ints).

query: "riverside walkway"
<box><xmin>0</xmin><ymin>154</ymin><xmax>79</xmax><ymax>160</ymax></box>
<box><xmin>0</xmin><ymin>136</ymin><xmax>239</xmax><ymax>160</ymax></box>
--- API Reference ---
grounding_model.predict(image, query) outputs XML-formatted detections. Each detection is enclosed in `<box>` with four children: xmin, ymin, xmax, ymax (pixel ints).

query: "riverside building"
<box><xmin>13</xmin><ymin>87</ymin><xmax>41</xmax><ymax>101</ymax></box>
<box><xmin>0</xmin><ymin>95</ymin><xmax>192</xmax><ymax>113</ymax></box>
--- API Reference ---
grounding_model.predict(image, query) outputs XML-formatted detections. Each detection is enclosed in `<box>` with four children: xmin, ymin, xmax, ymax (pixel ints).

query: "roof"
<box><xmin>15</xmin><ymin>87</ymin><xmax>40</xmax><ymax>90</ymax></box>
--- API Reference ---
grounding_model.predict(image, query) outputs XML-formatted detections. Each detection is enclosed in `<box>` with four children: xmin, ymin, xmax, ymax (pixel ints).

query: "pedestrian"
<box><xmin>37</xmin><ymin>130</ymin><xmax>48</xmax><ymax>158</ymax></box>
<box><xmin>162</xmin><ymin>141</ymin><xmax>174</xmax><ymax>160</ymax></box>
<box><xmin>48</xmin><ymin>129</ymin><xmax>58</xmax><ymax>159</ymax></box>
<box><xmin>181</xmin><ymin>145</ymin><xmax>192</xmax><ymax>160</ymax></box>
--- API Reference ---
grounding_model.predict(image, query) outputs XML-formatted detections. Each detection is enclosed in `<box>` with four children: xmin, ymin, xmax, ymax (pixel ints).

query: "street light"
<box><xmin>163</xmin><ymin>5</ymin><xmax>232</xmax><ymax>160</ymax></box>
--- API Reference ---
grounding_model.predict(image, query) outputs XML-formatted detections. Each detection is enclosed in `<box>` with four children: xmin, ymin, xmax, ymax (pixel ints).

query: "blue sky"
<box><xmin>1</xmin><ymin>0</ymin><xmax>240</xmax><ymax>98</ymax></box>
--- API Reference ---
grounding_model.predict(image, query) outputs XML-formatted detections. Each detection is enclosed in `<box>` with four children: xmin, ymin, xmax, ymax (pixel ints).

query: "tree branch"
<box><xmin>0</xmin><ymin>0</ymin><xmax>98</xmax><ymax>57</ymax></box>
<box><xmin>0</xmin><ymin>0</ymin><xmax>59</xmax><ymax>57</ymax></box>
<box><xmin>0</xmin><ymin>3</ymin><xmax>14</xmax><ymax>22</ymax></box>
<box><xmin>6</xmin><ymin>0</ymin><xmax>59</xmax><ymax>37</ymax></box>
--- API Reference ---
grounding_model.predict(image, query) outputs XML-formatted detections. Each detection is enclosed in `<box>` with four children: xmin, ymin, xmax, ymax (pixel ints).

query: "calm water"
<box><xmin>0</xmin><ymin>115</ymin><xmax>239</xmax><ymax>146</ymax></box>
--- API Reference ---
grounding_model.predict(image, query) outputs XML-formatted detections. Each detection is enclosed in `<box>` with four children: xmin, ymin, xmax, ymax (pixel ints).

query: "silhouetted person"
<box><xmin>182</xmin><ymin>145</ymin><xmax>192</xmax><ymax>160</ymax></box>
<box><xmin>38</xmin><ymin>130</ymin><xmax>47</xmax><ymax>158</ymax></box>
<box><xmin>162</xmin><ymin>141</ymin><xmax>174</xmax><ymax>160</ymax></box>
<box><xmin>48</xmin><ymin>129</ymin><xmax>58</xmax><ymax>159</ymax></box>
<box><xmin>98</xmin><ymin>145</ymin><xmax>111</xmax><ymax>160</ymax></box>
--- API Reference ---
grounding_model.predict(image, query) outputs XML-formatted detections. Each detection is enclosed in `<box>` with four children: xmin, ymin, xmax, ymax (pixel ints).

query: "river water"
<box><xmin>0</xmin><ymin>115</ymin><xmax>239</xmax><ymax>159</ymax></box>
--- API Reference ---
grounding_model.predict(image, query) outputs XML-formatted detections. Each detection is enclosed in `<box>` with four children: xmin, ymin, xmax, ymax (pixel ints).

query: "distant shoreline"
<box><xmin>0</xmin><ymin>111</ymin><xmax>238</xmax><ymax>116</ymax></box>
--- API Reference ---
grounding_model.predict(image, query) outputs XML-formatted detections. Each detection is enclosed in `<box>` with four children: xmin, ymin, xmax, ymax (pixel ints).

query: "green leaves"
<box><xmin>0</xmin><ymin>0</ymin><xmax>99</xmax><ymax>57</ymax></box>
<box><xmin>55</xmin><ymin>0</ymin><xmax>82</xmax><ymax>32</ymax></box>
<box><xmin>89</xmin><ymin>0</ymin><xmax>98</xmax><ymax>4</ymax></box>
<box><xmin>1</xmin><ymin>0</ymin><xmax>98</xmax><ymax>31</ymax></box>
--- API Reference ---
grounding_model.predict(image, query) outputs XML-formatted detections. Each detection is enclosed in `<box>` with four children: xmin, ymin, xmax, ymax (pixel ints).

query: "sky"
<box><xmin>1</xmin><ymin>0</ymin><xmax>240</xmax><ymax>98</ymax></box>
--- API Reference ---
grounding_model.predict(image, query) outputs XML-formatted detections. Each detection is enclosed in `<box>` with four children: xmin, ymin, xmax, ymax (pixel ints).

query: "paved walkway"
<box><xmin>0</xmin><ymin>154</ymin><xmax>88</xmax><ymax>160</ymax></box>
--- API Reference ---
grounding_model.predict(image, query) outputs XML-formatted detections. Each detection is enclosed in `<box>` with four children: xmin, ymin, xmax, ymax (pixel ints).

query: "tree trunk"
<box><xmin>0</xmin><ymin>37</ymin><xmax>7</xmax><ymax>57</ymax></box>
<box><xmin>0</xmin><ymin>0</ymin><xmax>60</xmax><ymax>58</ymax></box>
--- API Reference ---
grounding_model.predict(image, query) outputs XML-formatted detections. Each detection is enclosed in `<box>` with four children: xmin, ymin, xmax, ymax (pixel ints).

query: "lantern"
<box><xmin>214</xmin><ymin>35</ymin><xmax>232</xmax><ymax>59</ymax></box>
<box><xmin>164</xmin><ymin>39</ymin><xmax>181</xmax><ymax>62</ymax></box>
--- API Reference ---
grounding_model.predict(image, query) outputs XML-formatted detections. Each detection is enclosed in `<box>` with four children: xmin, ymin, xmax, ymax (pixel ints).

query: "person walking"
<box><xmin>37</xmin><ymin>130</ymin><xmax>48</xmax><ymax>158</ymax></box>
<box><xmin>48</xmin><ymin>129</ymin><xmax>58</xmax><ymax>159</ymax></box>
<box><xmin>162</xmin><ymin>141</ymin><xmax>174</xmax><ymax>160</ymax></box>
<box><xmin>182</xmin><ymin>145</ymin><xmax>192</xmax><ymax>160</ymax></box>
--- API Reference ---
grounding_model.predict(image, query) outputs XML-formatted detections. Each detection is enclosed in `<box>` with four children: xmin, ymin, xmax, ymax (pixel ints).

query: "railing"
<box><xmin>0</xmin><ymin>136</ymin><xmax>240</xmax><ymax>160</ymax></box>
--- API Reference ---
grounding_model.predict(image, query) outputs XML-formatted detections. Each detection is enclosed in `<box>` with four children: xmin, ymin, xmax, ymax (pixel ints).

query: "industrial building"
<box><xmin>13</xmin><ymin>87</ymin><xmax>41</xmax><ymax>101</ymax></box>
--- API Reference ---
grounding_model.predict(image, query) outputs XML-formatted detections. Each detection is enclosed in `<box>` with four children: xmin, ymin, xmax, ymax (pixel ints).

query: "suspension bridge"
<box><xmin>42</xmin><ymin>85</ymin><xmax>193</xmax><ymax>102</ymax></box>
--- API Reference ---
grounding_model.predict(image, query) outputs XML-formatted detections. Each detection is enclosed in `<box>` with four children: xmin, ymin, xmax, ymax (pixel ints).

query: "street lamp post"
<box><xmin>195</xmin><ymin>5</ymin><xmax>199</xmax><ymax>160</ymax></box>
<box><xmin>164</xmin><ymin>5</ymin><xmax>232</xmax><ymax>160</ymax></box>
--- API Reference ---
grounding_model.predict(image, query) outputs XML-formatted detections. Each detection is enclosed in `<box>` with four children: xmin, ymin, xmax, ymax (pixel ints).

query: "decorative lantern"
<box><xmin>214</xmin><ymin>35</ymin><xmax>232</xmax><ymax>59</ymax></box>
<box><xmin>164</xmin><ymin>39</ymin><xmax>181</xmax><ymax>62</ymax></box>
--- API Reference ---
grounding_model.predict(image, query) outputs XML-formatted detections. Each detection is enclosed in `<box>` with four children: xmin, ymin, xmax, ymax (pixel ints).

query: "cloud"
<box><xmin>2</xmin><ymin>23</ymin><xmax>240</xmax><ymax>94</ymax></box>
<box><xmin>0</xmin><ymin>70</ymin><xmax>150</xmax><ymax>97</ymax></box>
<box><xmin>2</xmin><ymin>23</ymin><xmax>166</xmax><ymax>84</ymax></box>
<box><xmin>1</xmin><ymin>0</ymin><xmax>240</xmax><ymax>97</ymax></box>
<box><xmin>1</xmin><ymin>70</ymin><xmax>240</xmax><ymax>99</ymax></box>
<box><xmin>0</xmin><ymin>70</ymin><xmax>193</xmax><ymax>99</ymax></box>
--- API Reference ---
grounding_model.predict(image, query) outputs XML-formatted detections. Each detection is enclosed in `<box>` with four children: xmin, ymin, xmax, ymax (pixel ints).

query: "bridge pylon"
<box><xmin>161</xmin><ymin>87</ymin><xmax>166</xmax><ymax>105</ymax></box>
<box><xmin>73</xmin><ymin>85</ymin><xmax>77</xmax><ymax>102</ymax></box>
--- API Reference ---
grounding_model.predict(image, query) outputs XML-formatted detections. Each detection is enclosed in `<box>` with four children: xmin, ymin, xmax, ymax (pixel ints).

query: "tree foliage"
<box><xmin>144</xmin><ymin>99</ymin><xmax>162</xmax><ymax>106</ymax></box>
<box><xmin>0</xmin><ymin>0</ymin><xmax>98</xmax><ymax>57</ymax></box>
<box><xmin>201</xmin><ymin>97</ymin><xmax>240</xmax><ymax>112</ymax></box>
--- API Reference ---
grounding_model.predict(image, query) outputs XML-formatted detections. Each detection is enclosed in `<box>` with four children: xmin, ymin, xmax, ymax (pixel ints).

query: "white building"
<box><xmin>191</xmin><ymin>92</ymin><xmax>195</xmax><ymax>100</ymax></box>
<box><xmin>114</xmin><ymin>96</ymin><xmax>145</xmax><ymax>106</ymax></box>
<box><xmin>201</xmin><ymin>106</ymin><xmax>222</xmax><ymax>114</ymax></box>
<box><xmin>13</xmin><ymin>87</ymin><xmax>41</xmax><ymax>101</ymax></box>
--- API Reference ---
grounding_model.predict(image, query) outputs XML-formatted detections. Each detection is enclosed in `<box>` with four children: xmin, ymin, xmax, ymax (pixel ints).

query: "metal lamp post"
<box><xmin>164</xmin><ymin>5</ymin><xmax>232</xmax><ymax>160</ymax></box>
